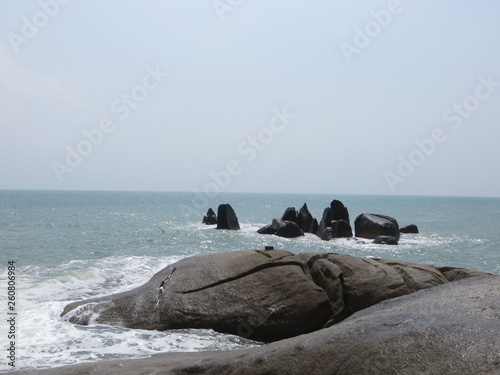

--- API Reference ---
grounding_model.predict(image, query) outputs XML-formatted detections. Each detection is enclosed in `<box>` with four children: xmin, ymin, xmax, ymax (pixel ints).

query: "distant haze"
<box><xmin>1</xmin><ymin>1</ymin><xmax>499</xmax><ymax>197</ymax></box>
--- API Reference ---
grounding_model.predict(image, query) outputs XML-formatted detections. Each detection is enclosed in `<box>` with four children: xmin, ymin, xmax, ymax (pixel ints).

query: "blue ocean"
<box><xmin>0</xmin><ymin>190</ymin><xmax>499</xmax><ymax>371</ymax></box>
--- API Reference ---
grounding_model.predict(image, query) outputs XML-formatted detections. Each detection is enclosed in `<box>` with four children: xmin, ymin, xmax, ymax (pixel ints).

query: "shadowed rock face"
<box><xmin>31</xmin><ymin>276</ymin><xmax>500</xmax><ymax>375</ymax></box>
<box><xmin>61</xmin><ymin>250</ymin><xmax>491</xmax><ymax>344</ymax></box>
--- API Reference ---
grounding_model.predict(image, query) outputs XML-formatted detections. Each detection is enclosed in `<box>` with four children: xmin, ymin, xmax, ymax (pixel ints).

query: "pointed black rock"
<box><xmin>216</xmin><ymin>204</ymin><xmax>240</xmax><ymax>230</ymax></box>
<box><xmin>281</xmin><ymin>207</ymin><xmax>299</xmax><ymax>223</ymax></box>
<box><xmin>298</xmin><ymin>203</ymin><xmax>313</xmax><ymax>233</ymax></box>
<box><xmin>331</xmin><ymin>199</ymin><xmax>350</xmax><ymax>223</ymax></box>
<box><xmin>334</xmin><ymin>219</ymin><xmax>353</xmax><ymax>238</ymax></box>
<box><xmin>321</xmin><ymin>207</ymin><xmax>333</xmax><ymax>228</ymax></box>
<box><xmin>309</xmin><ymin>218</ymin><xmax>319</xmax><ymax>234</ymax></box>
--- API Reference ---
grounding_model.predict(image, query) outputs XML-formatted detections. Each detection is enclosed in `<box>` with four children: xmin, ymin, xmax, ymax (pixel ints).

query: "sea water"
<box><xmin>0</xmin><ymin>190</ymin><xmax>499</xmax><ymax>371</ymax></box>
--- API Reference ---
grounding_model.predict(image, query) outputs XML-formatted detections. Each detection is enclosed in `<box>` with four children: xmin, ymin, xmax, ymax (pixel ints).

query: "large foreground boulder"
<box><xmin>27</xmin><ymin>276</ymin><xmax>500</xmax><ymax>375</ymax></box>
<box><xmin>355</xmin><ymin>213</ymin><xmax>400</xmax><ymax>239</ymax></box>
<box><xmin>61</xmin><ymin>250</ymin><xmax>330</xmax><ymax>342</ymax></box>
<box><xmin>61</xmin><ymin>250</ymin><xmax>491</xmax><ymax>345</ymax></box>
<box><xmin>216</xmin><ymin>204</ymin><xmax>240</xmax><ymax>230</ymax></box>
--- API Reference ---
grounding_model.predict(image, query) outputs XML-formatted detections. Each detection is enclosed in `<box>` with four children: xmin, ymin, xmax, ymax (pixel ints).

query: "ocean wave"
<box><xmin>5</xmin><ymin>254</ymin><xmax>259</xmax><ymax>372</ymax></box>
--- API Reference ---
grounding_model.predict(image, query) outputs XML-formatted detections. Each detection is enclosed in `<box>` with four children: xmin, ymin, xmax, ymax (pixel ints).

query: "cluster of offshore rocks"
<box><xmin>203</xmin><ymin>199</ymin><xmax>419</xmax><ymax>245</ymax></box>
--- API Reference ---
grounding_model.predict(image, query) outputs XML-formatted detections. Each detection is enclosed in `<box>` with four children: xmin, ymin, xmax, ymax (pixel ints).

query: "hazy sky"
<box><xmin>1</xmin><ymin>1</ymin><xmax>499</xmax><ymax>197</ymax></box>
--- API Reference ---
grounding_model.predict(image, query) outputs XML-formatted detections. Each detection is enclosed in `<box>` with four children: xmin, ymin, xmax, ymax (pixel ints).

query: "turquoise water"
<box><xmin>0</xmin><ymin>190</ymin><xmax>499</xmax><ymax>370</ymax></box>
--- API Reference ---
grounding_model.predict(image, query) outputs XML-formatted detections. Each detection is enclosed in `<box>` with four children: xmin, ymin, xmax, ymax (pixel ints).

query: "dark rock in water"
<box><xmin>308</xmin><ymin>218</ymin><xmax>319</xmax><ymax>234</ymax></box>
<box><xmin>297</xmin><ymin>203</ymin><xmax>313</xmax><ymax>233</ymax></box>
<box><xmin>320</xmin><ymin>227</ymin><xmax>336</xmax><ymax>241</ymax></box>
<box><xmin>331</xmin><ymin>199</ymin><xmax>349</xmax><ymax>223</ymax></box>
<box><xmin>315</xmin><ymin>219</ymin><xmax>326</xmax><ymax>237</ymax></box>
<box><xmin>275</xmin><ymin>221</ymin><xmax>304</xmax><ymax>238</ymax></box>
<box><xmin>61</xmin><ymin>250</ymin><xmax>331</xmax><ymax>343</ymax></box>
<box><xmin>257</xmin><ymin>224</ymin><xmax>276</xmax><ymax>235</ymax></box>
<box><xmin>373</xmin><ymin>235</ymin><xmax>398</xmax><ymax>245</ymax></box>
<box><xmin>354</xmin><ymin>213</ymin><xmax>400</xmax><ymax>239</ymax></box>
<box><xmin>321</xmin><ymin>207</ymin><xmax>333</xmax><ymax>227</ymax></box>
<box><xmin>281</xmin><ymin>207</ymin><xmax>298</xmax><ymax>223</ymax></box>
<box><xmin>216</xmin><ymin>204</ymin><xmax>240</xmax><ymax>230</ymax></box>
<box><xmin>51</xmin><ymin>276</ymin><xmax>500</xmax><ymax>375</ymax></box>
<box><xmin>334</xmin><ymin>219</ymin><xmax>353</xmax><ymax>238</ymax></box>
<box><xmin>271</xmin><ymin>218</ymin><xmax>283</xmax><ymax>229</ymax></box>
<box><xmin>341</xmin><ymin>207</ymin><xmax>350</xmax><ymax>224</ymax></box>
<box><xmin>202</xmin><ymin>208</ymin><xmax>217</xmax><ymax>225</ymax></box>
<box><xmin>400</xmin><ymin>224</ymin><xmax>419</xmax><ymax>233</ymax></box>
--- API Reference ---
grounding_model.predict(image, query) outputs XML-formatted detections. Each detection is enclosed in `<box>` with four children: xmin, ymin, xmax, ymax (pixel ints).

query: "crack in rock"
<box><xmin>175</xmin><ymin>261</ymin><xmax>307</xmax><ymax>294</ymax></box>
<box><xmin>157</xmin><ymin>267</ymin><xmax>176</xmax><ymax>305</ymax></box>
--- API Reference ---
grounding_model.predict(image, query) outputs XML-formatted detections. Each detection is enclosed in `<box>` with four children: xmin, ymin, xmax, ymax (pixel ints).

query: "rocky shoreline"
<box><xmin>8</xmin><ymin>247</ymin><xmax>498</xmax><ymax>374</ymax></box>
<box><xmin>12</xmin><ymin>273</ymin><xmax>500</xmax><ymax>374</ymax></box>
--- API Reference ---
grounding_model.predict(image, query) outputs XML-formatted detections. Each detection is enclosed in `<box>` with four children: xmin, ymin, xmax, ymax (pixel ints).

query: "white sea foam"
<box><xmin>1</xmin><ymin>255</ymin><xmax>260</xmax><ymax>372</ymax></box>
